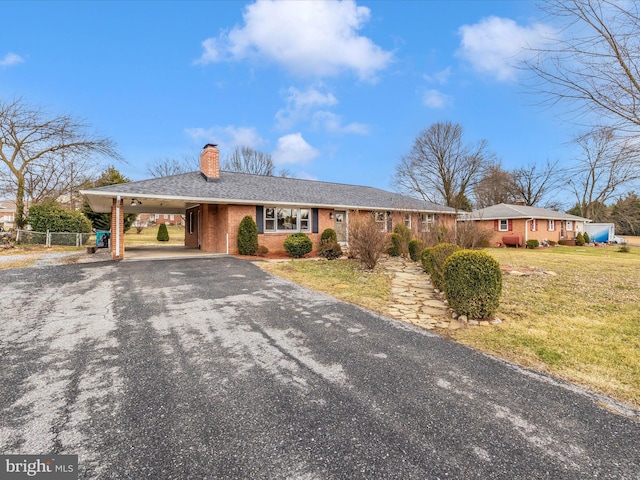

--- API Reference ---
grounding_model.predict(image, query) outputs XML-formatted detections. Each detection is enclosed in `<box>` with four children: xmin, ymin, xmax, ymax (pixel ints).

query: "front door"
<box><xmin>334</xmin><ymin>210</ymin><xmax>347</xmax><ymax>243</ymax></box>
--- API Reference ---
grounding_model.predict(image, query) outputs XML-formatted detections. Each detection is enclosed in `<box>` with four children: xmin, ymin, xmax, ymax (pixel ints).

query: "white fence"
<box><xmin>15</xmin><ymin>229</ymin><xmax>92</xmax><ymax>247</ymax></box>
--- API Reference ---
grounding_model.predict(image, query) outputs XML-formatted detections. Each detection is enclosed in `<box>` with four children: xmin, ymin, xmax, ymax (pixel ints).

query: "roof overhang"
<box><xmin>80</xmin><ymin>189</ymin><xmax>457</xmax><ymax>215</ymax></box>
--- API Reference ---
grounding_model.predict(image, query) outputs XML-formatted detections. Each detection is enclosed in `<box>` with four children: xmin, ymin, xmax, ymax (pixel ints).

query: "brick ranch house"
<box><xmin>459</xmin><ymin>203</ymin><xmax>590</xmax><ymax>247</ymax></box>
<box><xmin>80</xmin><ymin>144</ymin><xmax>457</xmax><ymax>260</ymax></box>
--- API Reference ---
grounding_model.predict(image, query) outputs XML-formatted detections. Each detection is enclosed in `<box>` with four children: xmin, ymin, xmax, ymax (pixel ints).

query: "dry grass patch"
<box><xmin>450</xmin><ymin>246</ymin><xmax>640</xmax><ymax>409</ymax></box>
<box><xmin>257</xmin><ymin>258</ymin><xmax>392</xmax><ymax>314</ymax></box>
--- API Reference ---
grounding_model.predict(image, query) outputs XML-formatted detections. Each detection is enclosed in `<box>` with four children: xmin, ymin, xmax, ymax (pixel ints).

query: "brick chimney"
<box><xmin>200</xmin><ymin>143</ymin><xmax>220</xmax><ymax>180</ymax></box>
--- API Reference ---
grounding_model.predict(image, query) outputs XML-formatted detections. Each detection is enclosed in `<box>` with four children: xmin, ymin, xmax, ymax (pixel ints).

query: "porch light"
<box><xmin>329</xmin><ymin>212</ymin><xmax>334</xmax><ymax>219</ymax></box>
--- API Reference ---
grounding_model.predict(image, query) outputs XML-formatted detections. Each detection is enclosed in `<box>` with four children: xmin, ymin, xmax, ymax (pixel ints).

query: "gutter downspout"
<box><xmin>115</xmin><ymin>195</ymin><xmax>121</xmax><ymax>258</ymax></box>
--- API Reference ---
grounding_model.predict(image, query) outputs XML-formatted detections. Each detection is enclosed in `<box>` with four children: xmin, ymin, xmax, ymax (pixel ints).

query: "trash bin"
<box><xmin>96</xmin><ymin>230</ymin><xmax>110</xmax><ymax>248</ymax></box>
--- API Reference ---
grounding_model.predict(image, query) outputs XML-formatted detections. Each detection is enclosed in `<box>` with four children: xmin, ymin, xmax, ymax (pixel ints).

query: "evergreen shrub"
<box><xmin>428</xmin><ymin>242</ymin><xmax>461</xmax><ymax>291</ymax></box>
<box><xmin>575</xmin><ymin>232</ymin><xmax>585</xmax><ymax>246</ymax></box>
<box><xmin>444</xmin><ymin>250</ymin><xmax>502</xmax><ymax>319</ymax></box>
<box><xmin>408</xmin><ymin>238</ymin><xmax>424</xmax><ymax>262</ymax></box>
<box><xmin>420</xmin><ymin>247</ymin><xmax>434</xmax><ymax>274</ymax></box>
<box><xmin>238</xmin><ymin>215</ymin><xmax>259</xmax><ymax>255</ymax></box>
<box><xmin>387</xmin><ymin>233</ymin><xmax>402</xmax><ymax>257</ymax></box>
<box><xmin>283</xmin><ymin>232</ymin><xmax>313</xmax><ymax>258</ymax></box>
<box><xmin>320</xmin><ymin>228</ymin><xmax>338</xmax><ymax>244</ymax></box>
<box><xmin>525</xmin><ymin>239</ymin><xmax>539</xmax><ymax>249</ymax></box>
<box><xmin>157</xmin><ymin>223</ymin><xmax>170</xmax><ymax>242</ymax></box>
<box><xmin>582</xmin><ymin>232</ymin><xmax>590</xmax><ymax>244</ymax></box>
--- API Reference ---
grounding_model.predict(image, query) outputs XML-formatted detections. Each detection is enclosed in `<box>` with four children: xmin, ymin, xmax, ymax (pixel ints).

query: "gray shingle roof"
<box><xmin>81</xmin><ymin>170</ymin><xmax>455</xmax><ymax>213</ymax></box>
<box><xmin>461</xmin><ymin>203</ymin><xmax>590</xmax><ymax>222</ymax></box>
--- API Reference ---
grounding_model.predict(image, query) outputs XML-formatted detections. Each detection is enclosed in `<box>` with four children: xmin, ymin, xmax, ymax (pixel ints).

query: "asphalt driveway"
<box><xmin>0</xmin><ymin>257</ymin><xmax>638</xmax><ymax>479</ymax></box>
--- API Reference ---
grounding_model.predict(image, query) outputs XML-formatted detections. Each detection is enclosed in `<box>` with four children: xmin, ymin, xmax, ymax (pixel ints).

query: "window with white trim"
<box><xmin>264</xmin><ymin>207</ymin><xmax>311</xmax><ymax>232</ymax></box>
<box><xmin>404</xmin><ymin>213</ymin><xmax>411</xmax><ymax>229</ymax></box>
<box><xmin>548</xmin><ymin>219</ymin><xmax>555</xmax><ymax>231</ymax></box>
<box><xmin>374</xmin><ymin>211</ymin><xmax>387</xmax><ymax>232</ymax></box>
<box><xmin>499</xmin><ymin>219</ymin><xmax>509</xmax><ymax>231</ymax></box>
<box><xmin>419</xmin><ymin>213</ymin><xmax>434</xmax><ymax>232</ymax></box>
<box><xmin>531</xmin><ymin>219</ymin><xmax>538</xmax><ymax>231</ymax></box>
<box><xmin>566</xmin><ymin>220</ymin><xmax>573</xmax><ymax>231</ymax></box>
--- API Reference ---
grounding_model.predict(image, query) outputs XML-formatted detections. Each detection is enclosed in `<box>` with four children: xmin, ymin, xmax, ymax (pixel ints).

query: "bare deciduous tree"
<box><xmin>0</xmin><ymin>98</ymin><xmax>120</xmax><ymax>227</ymax></box>
<box><xmin>394</xmin><ymin>121</ymin><xmax>493</xmax><ymax>210</ymax></box>
<box><xmin>473</xmin><ymin>163</ymin><xmax>516</xmax><ymax>208</ymax></box>
<box><xmin>510</xmin><ymin>160</ymin><xmax>562</xmax><ymax>207</ymax></box>
<box><xmin>223</xmin><ymin>147</ymin><xmax>276</xmax><ymax>176</ymax></box>
<box><xmin>527</xmin><ymin>0</ymin><xmax>640</xmax><ymax>133</ymax></box>
<box><xmin>567</xmin><ymin>127</ymin><xmax>640</xmax><ymax>219</ymax></box>
<box><xmin>347</xmin><ymin>212</ymin><xmax>389</xmax><ymax>270</ymax></box>
<box><xmin>146</xmin><ymin>154</ymin><xmax>200</xmax><ymax>178</ymax></box>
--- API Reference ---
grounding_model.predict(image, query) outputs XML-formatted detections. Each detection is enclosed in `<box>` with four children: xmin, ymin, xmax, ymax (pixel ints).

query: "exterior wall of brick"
<box><xmin>181</xmin><ymin>203</ymin><xmax>460</xmax><ymax>255</ymax></box>
<box><xmin>110</xmin><ymin>197</ymin><xmax>125</xmax><ymax>260</ymax></box>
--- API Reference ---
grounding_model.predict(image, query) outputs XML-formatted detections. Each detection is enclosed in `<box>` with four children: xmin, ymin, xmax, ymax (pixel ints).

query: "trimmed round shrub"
<box><xmin>575</xmin><ymin>232</ymin><xmax>585</xmax><ymax>246</ymax></box>
<box><xmin>408</xmin><ymin>238</ymin><xmax>424</xmax><ymax>262</ymax></box>
<box><xmin>283</xmin><ymin>232</ymin><xmax>313</xmax><ymax>258</ymax></box>
<box><xmin>157</xmin><ymin>223</ymin><xmax>169</xmax><ymax>242</ymax></box>
<box><xmin>444</xmin><ymin>250</ymin><xmax>502</xmax><ymax>319</ymax></box>
<box><xmin>320</xmin><ymin>228</ymin><xmax>338</xmax><ymax>244</ymax></box>
<box><xmin>428</xmin><ymin>242</ymin><xmax>461</xmax><ymax>291</ymax></box>
<box><xmin>582</xmin><ymin>231</ymin><xmax>590</xmax><ymax>244</ymax></box>
<box><xmin>318</xmin><ymin>241</ymin><xmax>342</xmax><ymax>260</ymax></box>
<box><xmin>387</xmin><ymin>233</ymin><xmax>402</xmax><ymax>256</ymax></box>
<box><xmin>420</xmin><ymin>247</ymin><xmax>434</xmax><ymax>274</ymax></box>
<box><xmin>526</xmin><ymin>239</ymin><xmax>539</xmax><ymax>249</ymax></box>
<box><xmin>238</xmin><ymin>215</ymin><xmax>259</xmax><ymax>255</ymax></box>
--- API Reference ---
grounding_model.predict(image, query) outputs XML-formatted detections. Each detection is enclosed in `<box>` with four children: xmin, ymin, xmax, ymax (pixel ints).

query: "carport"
<box><xmin>79</xmin><ymin>193</ymin><xmax>208</xmax><ymax>261</ymax></box>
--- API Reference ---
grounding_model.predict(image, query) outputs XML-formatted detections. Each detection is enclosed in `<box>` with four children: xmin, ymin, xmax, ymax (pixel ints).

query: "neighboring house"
<box><xmin>135</xmin><ymin>213</ymin><xmax>184</xmax><ymax>227</ymax></box>
<box><xmin>80</xmin><ymin>144</ymin><xmax>457</xmax><ymax>260</ymax></box>
<box><xmin>459</xmin><ymin>203</ymin><xmax>590</xmax><ymax>247</ymax></box>
<box><xmin>0</xmin><ymin>200</ymin><xmax>16</xmax><ymax>229</ymax></box>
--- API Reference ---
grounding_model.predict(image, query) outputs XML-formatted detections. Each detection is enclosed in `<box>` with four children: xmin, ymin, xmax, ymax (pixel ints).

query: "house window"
<box><xmin>264</xmin><ymin>206</ymin><xmax>310</xmax><ymax>232</ymax></box>
<box><xmin>374</xmin><ymin>211</ymin><xmax>387</xmax><ymax>232</ymax></box>
<box><xmin>188</xmin><ymin>212</ymin><xmax>194</xmax><ymax>234</ymax></box>
<box><xmin>531</xmin><ymin>219</ymin><xmax>537</xmax><ymax>231</ymax></box>
<box><xmin>566</xmin><ymin>221</ymin><xmax>573</xmax><ymax>231</ymax></box>
<box><xmin>548</xmin><ymin>220</ymin><xmax>555</xmax><ymax>231</ymax></box>
<box><xmin>404</xmin><ymin>213</ymin><xmax>411</xmax><ymax>229</ymax></box>
<box><xmin>499</xmin><ymin>219</ymin><xmax>509</xmax><ymax>231</ymax></box>
<box><xmin>419</xmin><ymin>213</ymin><xmax>434</xmax><ymax>232</ymax></box>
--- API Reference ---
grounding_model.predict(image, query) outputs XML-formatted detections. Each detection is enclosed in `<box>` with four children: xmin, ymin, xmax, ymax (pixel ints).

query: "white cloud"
<box><xmin>422</xmin><ymin>89</ymin><xmax>452</xmax><ymax>109</ymax></box>
<box><xmin>457</xmin><ymin>16</ymin><xmax>556</xmax><ymax>82</ymax></box>
<box><xmin>313</xmin><ymin>111</ymin><xmax>369</xmax><ymax>134</ymax></box>
<box><xmin>423</xmin><ymin>67</ymin><xmax>451</xmax><ymax>85</ymax></box>
<box><xmin>275</xmin><ymin>85</ymin><xmax>338</xmax><ymax>129</ymax></box>
<box><xmin>0</xmin><ymin>52</ymin><xmax>24</xmax><ymax>67</ymax></box>
<box><xmin>195</xmin><ymin>0</ymin><xmax>393</xmax><ymax>80</ymax></box>
<box><xmin>272</xmin><ymin>133</ymin><xmax>319</xmax><ymax>165</ymax></box>
<box><xmin>185</xmin><ymin>125</ymin><xmax>264</xmax><ymax>150</ymax></box>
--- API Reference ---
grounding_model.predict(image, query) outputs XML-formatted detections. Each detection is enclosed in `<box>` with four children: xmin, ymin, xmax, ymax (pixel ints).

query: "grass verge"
<box><xmin>257</xmin><ymin>258</ymin><xmax>392</xmax><ymax>314</ymax></box>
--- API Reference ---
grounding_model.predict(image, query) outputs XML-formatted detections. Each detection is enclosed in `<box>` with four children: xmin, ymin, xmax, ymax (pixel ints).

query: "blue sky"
<box><xmin>1</xmin><ymin>0</ymin><xmax>577</xmax><ymax>202</ymax></box>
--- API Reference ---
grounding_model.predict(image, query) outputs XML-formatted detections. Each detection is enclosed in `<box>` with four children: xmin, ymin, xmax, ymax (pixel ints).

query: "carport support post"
<box><xmin>111</xmin><ymin>196</ymin><xmax>125</xmax><ymax>260</ymax></box>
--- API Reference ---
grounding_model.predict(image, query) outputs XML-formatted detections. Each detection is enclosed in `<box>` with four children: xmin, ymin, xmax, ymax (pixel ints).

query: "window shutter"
<box><xmin>312</xmin><ymin>208</ymin><xmax>319</xmax><ymax>234</ymax></box>
<box><xmin>494</xmin><ymin>220</ymin><xmax>499</xmax><ymax>231</ymax></box>
<box><xmin>508</xmin><ymin>219</ymin><xmax>513</xmax><ymax>230</ymax></box>
<box><xmin>256</xmin><ymin>206</ymin><xmax>264</xmax><ymax>234</ymax></box>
